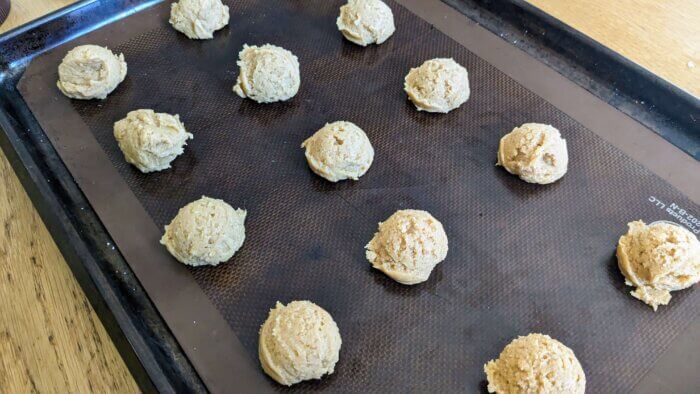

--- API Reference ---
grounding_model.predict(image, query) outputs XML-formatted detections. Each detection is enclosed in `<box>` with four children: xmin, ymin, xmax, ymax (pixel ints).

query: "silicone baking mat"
<box><xmin>18</xmin><ymin>0</ymin><xmax>700</xmax><ymax>391</ymax></box>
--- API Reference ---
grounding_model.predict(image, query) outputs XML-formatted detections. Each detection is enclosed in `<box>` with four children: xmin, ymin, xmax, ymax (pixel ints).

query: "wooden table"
<box><xmin>0</xmin><ymin>1</ymin><xmax>697</xmax><ymax>391</ymax></box>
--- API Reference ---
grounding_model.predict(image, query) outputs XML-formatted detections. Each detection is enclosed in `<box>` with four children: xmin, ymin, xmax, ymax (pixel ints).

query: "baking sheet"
<box><xmin>17</xmin><ymin>0</ymin><xmax>700</xmax><ymax>391</ymax></box>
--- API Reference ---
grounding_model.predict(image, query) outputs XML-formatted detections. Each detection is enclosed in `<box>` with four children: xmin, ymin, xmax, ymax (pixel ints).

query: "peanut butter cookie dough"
<box><xmin>484</xmin><ymin>333</ymin><xmax>586</xmax><ymax>394</ymax></box>
<box><xmin>617</xmin><ymin>220</ymin><xmax>700</xmax><ymax>310</ymax></box>
<box><xmin>259</xmin><ymin>301</ymin><xmax>342</xmax><ymax>386</ymax></box>
<box><xmin>365</xmin><ymin>209</ymin><xmax>448</xmax><ymax>285</ymax></box>
<box><xmin>57</xmin><ymin>45</ymin><xmax>127</xmax><ymax>100</ymax></box>
<box><xmin>160</xmin><ymin>196</ymin><xmax>246</xmax><ymax>266</ymax></box>
<box><xmin>337</xmin><ymin>0</ymin><xmax>396</xmax><ymax>46</ymax></box>
<box><xmin>233</xmin><ymin>44</ymin><xmax>300</xmax><ymax>103</ymax></box>
<box><xmin>404</xmin><ymin>58</ymin><xmax>470</xmax><ymax>113</ymax></box>
<box><xmin>113</xmin><ymin>109</ymin><xmax>193</xmax><ymax>173</ymax></box>
<box><xmin>301</xmin><ymin>121</ymin><xmax>374</xmax><ymax>182</ymax></box>
<box><xmin>497</xmin><ymin>123</ymin><xmax>568</xmax><ymax>185</ymax></box>
<box><xmin>169</xmin><ymin>0</ymin><xmax>230</xmax><ymax>40</ymax></box>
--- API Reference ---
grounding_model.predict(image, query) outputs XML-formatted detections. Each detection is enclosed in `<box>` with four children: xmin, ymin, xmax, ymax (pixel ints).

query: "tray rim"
<box><xmin>0</xmin><ymin>1</ymin><xmax>206</xmax><ymax>392</ymax></box>
<box><xmin>0</xmin><ymin>0</ymin><xmax>698</xmax><ymax>392</ymax></box>
<box><xmin>444</xmin><ymin>0</ymin><xmax>699</xmax><ymax>160</ymax></box>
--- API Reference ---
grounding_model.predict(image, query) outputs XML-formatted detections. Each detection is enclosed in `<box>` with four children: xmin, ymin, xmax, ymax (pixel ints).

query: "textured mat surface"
<box><xmin>25</xmin><ymin>0</ymin><xmax>700</xmax><ymax>391</ymax></box>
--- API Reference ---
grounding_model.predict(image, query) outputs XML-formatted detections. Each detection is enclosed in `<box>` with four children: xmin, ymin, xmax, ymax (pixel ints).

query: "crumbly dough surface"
<box><xmin>259</xmin><ymin>301</ymin><xmax>342</xmax><ymax>386</ymax></box>
<box><xmin>160</xmin><ymin>196</ymin><xmax>246</xmax><ymax>266</ymax></box>
<box><xmin>365</xmin><ymin>209</ymin><xmax>448</xmax><ymax>285</ymax></box>
<box><xmin>113</xmin><ymin>109</ymin><xmax>193</xmax><ymax>173</ymax></box>
<box><xmin>301</xmin><ymin>121</ymin><xmax>374</xmax><ymax>182</ymax></box>
<box><xmin>497</xmin><ymin>123</ymin><xmax>568</xmax><ymax>185</ymax></box>
<box><xmin>337</xmin><ymin>0</ymin><xmax>396</xmax><ymax>46</ymax></box>
<box><xmin>484</xmin><ymin>333</ymin><xmax>586</xmax><ymax>394</ymax></box>
<box><xmin>169</xmin><ymin>0</ymin><xmax>229</xmax><ymax>39</ymax></box>
<box><xmin>403</xmin><ymin>58</ymin><xmax>470</xmax><ymax>113</ymax></box>
<box><xmin>56</xmin><ymin>45</ymin><xmax>127</xmax><ymax>100</ymax></box>
<box><xmin>233</xmin><ymin>44</ymin><xmax>300</xmax><ymax>103</ymax></box>
<box><xmin>617</xmin><ymin>220</ymin><xmax>700</xmax><ymax>310</ymax></box>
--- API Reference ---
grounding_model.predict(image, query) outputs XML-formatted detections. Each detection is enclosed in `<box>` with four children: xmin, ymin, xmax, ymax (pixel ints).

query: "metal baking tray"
<box><xmin>1</xmin><ymin>0</ymin><xmax>698</xmax><ymax>392</ymax></box>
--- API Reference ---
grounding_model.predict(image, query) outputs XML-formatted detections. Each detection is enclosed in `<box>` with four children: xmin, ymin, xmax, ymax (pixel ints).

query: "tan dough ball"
<box><xmin>365</xmin><ymin>209</ymin><xmax>448</xmax><ymax>285</ymax></box>
<box><xmin>56</xmin><ymin>45</ymin><xmax>127</xmax><ymax>100</ymax></box>
<box><xmin>113</xmin><ymin>109</ymin><xmax>193</xmax><ymax>173</ymax></box>
<box><xmin>160</xmin><ymin>196</ymin><xmax>246</xmax><ymax>266</ymax></box>
<box><xmin>497</xmin><ymin>123</ymin><xmax>568</xmax><ymax>185</ymax></box>
<box><xmin>403</xmin><ymin>58</ymin><xmax>470</xmax><ymax>113</ymax></box>
<box><xmin>233</xmin><ymin>44</ymin><xmax>300</xmax><ymax>103</ymax></box>
<box><xmin>301</xmin><ymin>121</ymin><xmax>374</xmax><ymax>182</ymax></box>
<box><xmin>169</xmin><ymin>0</ymin><xmax>229</xmax><ymax>40</ymax></box>
<box><xmin>617</xmin><ymin>220</ymin><xmax>700</xmax><ymax>310</ymax></box>
<box><xmin>259</xmin><ymin>301</ymin><xmax>342</xmax><ymax>386</ymax></box>
<box><xmin>337</xmin><ymin>0</ymin><xmax>396</xmax><ymax>46</ymax></box>
<box><xmin>484</xmin><ymin>333</ymin><xmax>586</xmax><ymax>394</ymax></box>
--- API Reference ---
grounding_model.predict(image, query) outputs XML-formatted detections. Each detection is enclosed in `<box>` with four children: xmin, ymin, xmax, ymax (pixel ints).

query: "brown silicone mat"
<box><xmin>18</xmin><ymin>0</ymin><xmax>700</xmax><ymax>392</ymax></box>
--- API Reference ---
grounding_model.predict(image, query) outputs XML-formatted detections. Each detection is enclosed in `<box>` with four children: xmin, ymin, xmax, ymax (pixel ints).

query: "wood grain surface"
<box><xmin>0</xmin><ymin>0</ymin><xmax>697</xmax><ymax>392</ymax></box>
<box><xmin>0</xmin><ymin>0</ymin><xmax>73</xmax><ymax>34</ymax></box>
<box><xmin>527</xmin><ymin>0</ymin><xmax>700</xmax><ymax>97</ymax></box>
<box><xmin>0</xmin><ymin>154</ymin><xmax>140</xmax><ymax>393</ymax></box>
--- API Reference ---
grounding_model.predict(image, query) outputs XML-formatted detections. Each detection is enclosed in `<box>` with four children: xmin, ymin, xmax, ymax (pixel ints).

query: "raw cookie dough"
<box><xmin>113</xmin><ymin>109</ymin><xmax>193</xmax><ymax>173</ymax></box>
<box><xmin>56</xmin><ymin>45</ymin><xmax>127</xmax><ymax>100</ymax></box>
<box><xmin>259</xmin><ymin>301</ymin><xmax>342</xmax><ymax>386</ymax></box>
<box><xmin>160</xmin><ymin>196</ymin><xmax>246</xmax><ymax>266</ymax></box>
<box><xmin>365</xmin><ymin>209</ymin><xmax>448</xmax><ymax>285</ymax></box>
<box><xmin>403</xmin><ymin>58</ymin><xmax>470</xmax><ymax>113</ymax></box>
<box><xmin>233</xmin><ymin>44</ymin><xmax>300</xmax><ymax>103</ymax></box>
<box><xmin>497</xmin><ymin>123</ymin><xmax>568</xmax><ymax>185</ymax></box>
<box><xmin>301</xmin><ymin>121</ymin><xmax>374</xmax><ymax>182</ymax></box>
<box><xmin>169</xmin><ymin>0</ymin><xmax>229</xmax><ymax>39</ymax></box>
<box><xmin>336</xmin><ymin>0</ymin><xmax>396</xmax><ymax>46</ymax></box>
<box><xmin>617</xmin><ymin>220</ymin><xmax>700</xmax><ymax>310</ymax></box>
<box><xmin>484</xmin><ymin>333</ymin><xmax>586</xmax><ymax>394</ymax></box>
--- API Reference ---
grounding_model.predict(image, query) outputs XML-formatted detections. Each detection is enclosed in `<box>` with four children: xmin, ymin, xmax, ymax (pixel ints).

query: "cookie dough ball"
<box><xmin>404</xmin><ymin>58</ymin><xmax>470</xmax><ymax>113</ymax></box>
<box><xmin>617</xmin><ymin>220</ymin><xmax>700</xmax><ymax>310</ymax></box>
<box><xmin>169</xmin><ymin>0</ymin><xmax>229</xmax><ymax>40</ymax></box>
<box><xmin>497</xmin><ymin>123</ymin><xmax>568</xmax><ymax>185</ymax></box>
<box><xmin>233</xmin><ymin>44</ymin><xmax>300</xmax><ymax>103</ymax></box>
<box><xmin>337</xmin><ymin>0</ymin><xmax>396</xmax><ymax>46</ymax></box>
<box><xmin>484</xmin><ymin>333</ymin><xmax>586</xmax><ymax>394</ymax></box>
<box><xmin>365</xmin><ymin>209</ymin><xmax>448</xmax><ymax>285</ymax></box>
<box><xmin>113</xmin><ymin>109</ymin><xmax>193</xmax><ymax>173</ymax></box>
<box><xmin>259</xmin><ymin>301</ymin><xmax>342</xmax><ymax>386</ymax></box>
<box><xmin>160</xmin><ymin>196</ymin><xmax>246</xmax><ymax>266</ymax></box>
<box><xmin>301</xmin><ymin>121</ymin><xmax>374</xmax><ymax>182</ymax></box>
<box><xmin>56</xmin><ymin>45</ymin><xmax>127</xmax><ymax>100</ymax></box>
